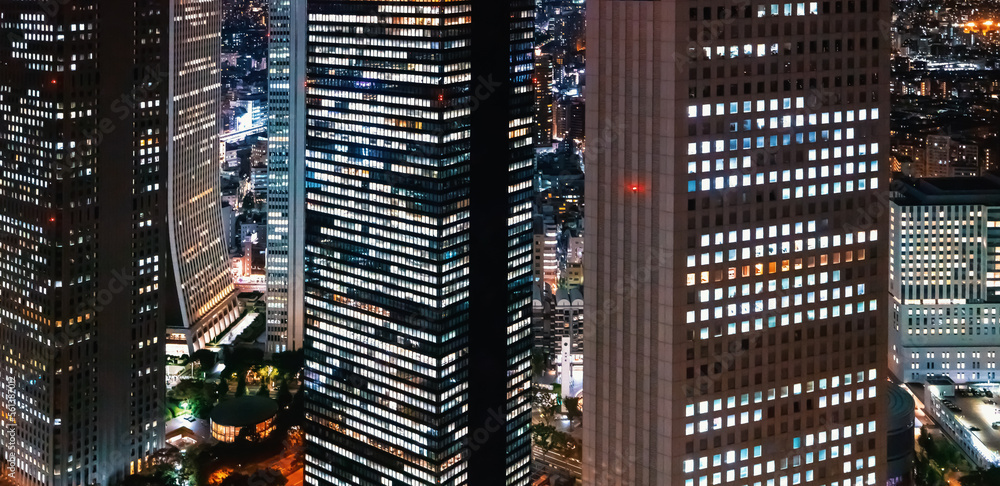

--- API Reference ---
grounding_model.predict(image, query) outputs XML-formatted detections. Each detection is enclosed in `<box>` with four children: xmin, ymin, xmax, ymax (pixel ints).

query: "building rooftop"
<box><xmin>555</xmin><ymin>287</ymin><xmax>583</xmax><ymax>305</ymax></box>
<box><xmin>892</xmin><ymin>174</ymin><xmax>1000</xmax><ymax>205</ymax></box>
<box><xmin>927</xmin><ymin>375</ymin><xmax>956</xmax><ymax>387</ymax></box>
<box><xmin>887</xmin><ymin>385</ymin><xmax>915</xmax><ymax>432</ymax></box>
<box><xmin>210</xmin><ymin>396</ymin><xmax>277</xmax><ymax>427</ymax></box>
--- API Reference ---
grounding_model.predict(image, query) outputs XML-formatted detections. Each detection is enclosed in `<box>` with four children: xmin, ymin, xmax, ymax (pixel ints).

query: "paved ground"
<box><xmin>533</xmin><ymin>445</ymin><xmax>582</xmax><ymax>479</ymax></box>
<box><xmin>905</xmin><ymin>382</ymin><xmax>983</xmax><ymax>484</ymax></box>
<box><xmin>534</xmin><ymin>368</ymin><xmax>584</xmax><ymax>439</ymax></box>
<box><xmin>531</xmin><ymin>367</ymin><xmax>584</xmax><ymax>483</ymax></box>
<box><xmin>535</xmin><ymin>368</ymin><xmax>583</xmax><ymax>399</ymax></box>
<box><xmin>946</xmin><ymin>395</ymin><xmax>1000</xmax><ymax>454</ymax></box>
<box><xmin>286</xmin><ymin>468</ymin><xmax>304</xmax><ymax>486</ymax></box>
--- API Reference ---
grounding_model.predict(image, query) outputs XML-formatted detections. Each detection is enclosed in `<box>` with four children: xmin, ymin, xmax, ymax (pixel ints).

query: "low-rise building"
<box><xmin>554</xmin><ymin>287</ymin><xmax>583</xmax><ymax>355</ymax></box>
<box><xmin>533</xmin><ymin>216</ymin><xmax>559</xmax><ymax>288</ymax></box>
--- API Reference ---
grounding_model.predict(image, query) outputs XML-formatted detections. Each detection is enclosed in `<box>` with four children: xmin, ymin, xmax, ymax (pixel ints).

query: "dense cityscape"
<box><xmin>3</xmin><ymin>0</ymin><xmax>1000</xmax><ymax>484</ymax></box>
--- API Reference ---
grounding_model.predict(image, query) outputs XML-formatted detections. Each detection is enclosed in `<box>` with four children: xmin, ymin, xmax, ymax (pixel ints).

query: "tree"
<box><xmin>118</xmin><ymin>464</ymin><xmax>181</xmax><ymax>486</ymax></box>
<box><xmin>248</xmin><ymin>468</ymin><xmax>287</xmax><ymax>486</ymax></box>
<box><xmin>918</xmin><ymin>426</ymin><xmax>936</xmax><ymax>457</ymax></box>
<box><xmin>217</xmin><ymin>376</ymin><xmax>229</xmax><ymax>400</ymax></box>
<box><xmin>170</xmin><ymin>378</ymin><xmax>213</xmax><ymax>417</ymax></box>
<box><xmin>226</xmin><ymin>346</ymin><xmax>265</xmax><ymax>371</ymax></box>
<box><xmin>289</xmin><ymin>383</ymin><xmax>305</xmax><ymax>414</ymax></box>
<box><xmin>914</xmin><ymin>453</ymin><xmax>948</xmax><ymax>486</ymax></box>
<box><xmin>276</xmin><ymin>380</ymin><xmax>293</xmax><ymax>409</ymax></box>
<box><xmin>272</xmin><ymin>349</ymin><xmax>304</xmax><ymax>393</ymax></box>
<box><xmin>192</xmin><ymin>349</ymin><xmax>217</xmax><ymax>376</ymax></box>
<box><xmin>242</xmin><ymin>192</ymin><xmax>255</xmax><ymax>211</ymax></box>
<box><xmin>531</xmin><ymin>423</ymin><xmax>556</xmax><ymax>451</ymax></box>
<box><xmin>960</xmin><ymin>466</ymin><xmax>1000</xmax><ymax>486</ymax></box>
<box><xmin>563</xmin><ymin>396</ymin><xmax>582</xmax><ymax>424</ymax></box>
<box><xmin>256</xmin><ymin>379</ymin><xmax>270</xmax><ymax>397</ymax></box>
<box><xmin>170</xmin><ymin>378</ymin><xmax>205</xmax><ymax>402</ymax></box>
<box><xmin>531</xmin><ymin>349</ymin><xmax>550</xmax><ymax>376</ymax></box>
<box><xmin>531</xmin><ymin>386</ymin><xmax>559</xmax><ymax>424</ymax></box>
<box><xmin>930</xmin><ymin>439</ymin><xmax>964</xmax><ymax>471</ymax></box>
<box><xmin>549</xmin><ymin>430</ymin><xmax>569</xmax><ymax>451</ymax></box>
<box><xmin>235</xmin><ymin>377</ymin><xmax>247</xmax><ymax>398</ymax></box>
<box><xmin>220</xmin><ymin>472</ymin><xmax>252</xmax><ymax>486</ymax></box>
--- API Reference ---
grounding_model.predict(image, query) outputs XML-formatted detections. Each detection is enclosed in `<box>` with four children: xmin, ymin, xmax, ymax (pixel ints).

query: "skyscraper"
<box><xmin>889</xmin><ymin>176</ymin><xmax>1000</xmax><ymax>384</ymax></box>
<box><xmin>300</xmin><ymin>0</ymin><xmax>535</xmax><ymax>484</ymax></box>
<box><xmin>166</xmin><ymin>0</ymin><xmax>241</xmax><ymax>354</ymax></box>
<box><xmin>584</xmin><ymin>1</ymin><xmax>890</xmax><ymax>484</ymax></box>
<box><xmin>265</xmin><ymin>0</ymin><xmax>307</xmax><ymax>354</ymax></box>
<box><xmin>0</xmin><ymin>0</ymin><xmax>168</xmax><ymax>483</ymax></box>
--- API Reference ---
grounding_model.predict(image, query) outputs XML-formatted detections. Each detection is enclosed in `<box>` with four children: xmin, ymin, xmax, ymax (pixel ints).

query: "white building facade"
<box><xmin>890</xmin><ymin>176</ymin><xmax>1000</xmax><ymax>384</ymax></box>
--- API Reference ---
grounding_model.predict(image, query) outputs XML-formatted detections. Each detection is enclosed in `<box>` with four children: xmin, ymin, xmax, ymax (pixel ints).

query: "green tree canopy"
<box><xmin>960</xmin><ymin>466</ymin><xmax>1000</xmax><ymax>486</ymax></box>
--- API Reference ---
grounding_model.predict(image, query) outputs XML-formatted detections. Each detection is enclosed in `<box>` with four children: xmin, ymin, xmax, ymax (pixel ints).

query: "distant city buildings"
<box><xmin>534</xmin><ymin>51</ymin><xmax>554</xmax><ymax>147</ymax></box>
<box><xmin>891</xmin><ymin>1</ymin><xmax>1000</xmax><ymax>176</ymax></box>
<box><xmin>534</xmin><ymin>216</ymin><xmax>560</xmax><ymax>288</ymax></box>
<box><xmin>554</xmin><ymin>287</ymin><xmax>584</xmax><ymax>356</ymax></box>
<box><xmin>890</xmin><ymin>176</ymin><xmax>1000</xmax><ymax>384</ymax></box>
<box><xmin>537</xmin><ymin>0</ymin><xmax>584</xmax><ymax>148</ymax></box>
<box><xmin>893</xmin><ymin>133</ymin><xmax>983</xmax><ymax>178</ymax></box>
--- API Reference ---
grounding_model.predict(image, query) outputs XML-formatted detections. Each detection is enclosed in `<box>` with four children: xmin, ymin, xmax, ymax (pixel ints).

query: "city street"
<box><xmin>533</xmin><ymin>445</ymin><xmax>582</xmax><ymax>479</ymax></box>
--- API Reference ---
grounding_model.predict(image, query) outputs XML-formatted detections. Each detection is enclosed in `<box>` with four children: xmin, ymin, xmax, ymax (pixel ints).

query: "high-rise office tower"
<box><xmin>534</xmin><ymin>51</ymin><xmax>554</xmax><ymax>147</ymax></box>
<box><xmin>889</xmin><ymin>176</ymin><xmax>1000</xmax><ymax>384</ymax></box>
<box><xmin>584</xmin><ymin>1</ymin><xmax>889</xmax><ymax>484</ymax></box>
<box><xmin>166</xmin><ymin>0</ymin><xmax>241</xmax><ymax>354</ymax></box>
<box><xmin>264</xmin><ymin>0</ymin><xmax>307</xmax><ymax>354</ymax></box>
<box><xmin>301</xmin><ymin>0</ymin><xmax>534</xmax><ymax>484</ymax></box>
<box><xmin>0</xmin><ymin>0</ymin><xmax>168</xmax><ymax>483</ymax></box>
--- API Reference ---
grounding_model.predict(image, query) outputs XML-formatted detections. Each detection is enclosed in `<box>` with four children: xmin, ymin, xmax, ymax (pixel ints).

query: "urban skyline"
<box><xmin>4</xmin><ymin>0</ymin><xmax>1000</xmax><ymax>485</ymax></box>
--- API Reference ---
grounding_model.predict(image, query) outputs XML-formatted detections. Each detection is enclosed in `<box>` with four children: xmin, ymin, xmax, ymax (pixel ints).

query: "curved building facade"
<box><xmin>887</xmin><ymin>385</ymin><xmax>915</xmax><ymax>486</ymax></box>
<box><xmin>167</xmin><ymin>0</ymin><xmax>240</xmax><ymax>352</ymax></box>
<box><xmin>210</xmin><ymin>396</ymin><xmax>278</xmax><ymax>443</ymax></box>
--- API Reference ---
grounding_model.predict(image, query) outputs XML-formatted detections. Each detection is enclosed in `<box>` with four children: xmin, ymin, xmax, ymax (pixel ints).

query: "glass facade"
<box><xmin>301</xmin><ymin>0</ymin><xmax>534</xmax><ymax>484</ymax></box>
